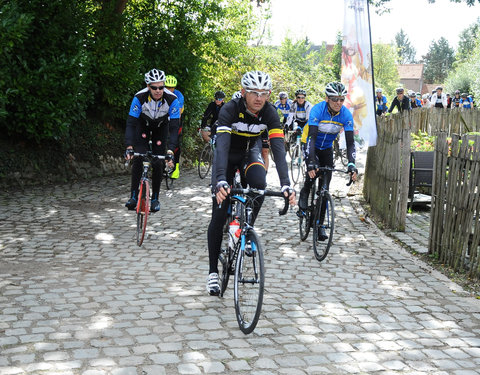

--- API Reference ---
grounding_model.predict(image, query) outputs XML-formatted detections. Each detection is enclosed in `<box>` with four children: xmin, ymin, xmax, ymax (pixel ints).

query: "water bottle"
<box><xmin>228</xmin><ymin>219</ymin><xmax>240</xmax><ymax>249</ymax></box>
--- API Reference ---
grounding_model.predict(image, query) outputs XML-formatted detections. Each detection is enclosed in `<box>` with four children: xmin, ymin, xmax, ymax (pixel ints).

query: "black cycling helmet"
<box><xmin>295</xmin><ymin>89</ymin><xmax>307</xmax><ymax>97</ymax></box>
<box><xmin>214</xmin><ymin>91</ymin><xmax>225</xmax><ymax>100</ymax></box>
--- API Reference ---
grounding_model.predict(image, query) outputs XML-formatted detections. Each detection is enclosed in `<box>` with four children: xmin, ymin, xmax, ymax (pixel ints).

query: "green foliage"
<box><xmin>0</xmin><ymin>0</ymin><xmax>92</xmax><ymax>142</ymax></box>
<box><xmin>372</xmin><ymin>43</ymin><xmax>400</xmax><ymax>98</ymax></box>
<box><xmin>422</xmin><ymin>37</ymin><xmax>455</xmax><ymax>84</ymax></box>
<box><xmin>455</xmin><ymin>17</ymin><xmax>480</xmax><ymax>65</ymax></box>
<box><xmin>445</xmin><ymin>37</ymin><xmax>480</xmax><ymax>97</ymax></box>
<box><xmin>411</xmin><ymin>131</ymin><xmax>435</xmax><ymax>151</ymax></box>
<box><xmin>394</xmin><ymin>29</ymin><xmax>416</xmax><ymax>64</ymax></box>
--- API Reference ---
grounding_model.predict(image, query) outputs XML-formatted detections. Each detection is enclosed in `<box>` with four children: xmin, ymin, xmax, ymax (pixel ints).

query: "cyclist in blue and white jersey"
<box><xmin>375</xmin><ymin>88</ymin><xmax>388</xmax><ymax>116</ymax></box>
<box><xmin>124</xmin><ymin>69</ymin><xmax>180</xmax><ymax>212</ymax></box>
<box><xmin>297</xmin><ymin>82</ymin><xmax>357</xmax><ymax>241</ymax></box>
<box><xmin>285</xmin><ymin>89</ymin><xmax>313</xmax><ymax>133</ymax></box>
<box><xmin>274</xmin><ymin>92</ymin><xmax>293</xmax><ymax>124</ymax></box>
<box><xmin>165</xmin><ymin>75</ymin><xmax>185</xmax><ymax>179</ymax></box>
<box><xmin>461</xmin><ymin>93</ymin><xmax>473</xmax><ymax>109</ymax></box>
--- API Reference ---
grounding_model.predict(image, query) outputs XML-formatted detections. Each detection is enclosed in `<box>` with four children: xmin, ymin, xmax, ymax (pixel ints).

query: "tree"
<box><xmin>394</xmin><ymin>29</ymin><xmax>416</xmax><ymax>64</ymax></box>
<box><xmin>455</xmin><ymin>17</ymin><xmax>480</xmax><ymax>64</ymax></box>
<box><xmin>372</xmin><ymin>43</ymin><xmax>400</xmax><ymax>97</ymax></box>
<box><xmin>422</xmin><ymin>38</ymin><xmax>455</xmax><ymax>84</ymax></box>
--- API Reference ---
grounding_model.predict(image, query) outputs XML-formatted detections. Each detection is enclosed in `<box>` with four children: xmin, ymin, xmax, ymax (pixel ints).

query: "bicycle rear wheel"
<box><xmin>198</xmin><ymin>144</ymin><xmax>212</xmax><ymax>179</ymax></box>
<box><xmin>234</xmin><ymin>229</ymin><xmax>264</xmax><ymax>334</ymax></box>
<box><xmin>299</xmin><ymin>184</ymin><xmax>315</xmax><ymax>241</ymax></box>
<box><xmin>312</xmin><ymin>191</ymin><xmax>334</xmax><ymax>262</ymax></box>
<box><xmin>290</xmin><ymin>145</ymin><xmax>303</xmax><ymax>185</ymax></box>
<box><xmin>136</xmin><ymin>180</ymin><xmax>149</xmax><ymax>246</ymax></box>
<box><xmin>340</xmin><ymin>149</ymin><xmax>348</xmax><ymax>167</ymax></box>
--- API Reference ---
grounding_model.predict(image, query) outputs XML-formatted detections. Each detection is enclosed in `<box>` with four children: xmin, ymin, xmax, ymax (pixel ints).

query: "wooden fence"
<box><xmin>429</xmin><ymin>132</ymin><xmax>480</xmax><ymax>278</ymax></box>
<box><xmin>410</xmin><ymin>107</ymin><xmax>480</xmax><ymax>135</ymax></box>
<box><xmin>363</xmin><ymin>113</ymin><xmax>411</xmax><ymax>231</ymax></box>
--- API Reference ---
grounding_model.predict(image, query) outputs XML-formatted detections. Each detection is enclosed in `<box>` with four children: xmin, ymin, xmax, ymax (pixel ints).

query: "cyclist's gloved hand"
<box><xmin>295</xmin><ymin>127</ymin><xmax>302</xmax><ymax>136</ymax></box>
<box><xmin>215</xmin><ymin>180</ymin><xmax>230</xmax><ymax>206</ymax></box>
<box><xmin>281</xmin><ymin>185</ymin><xmax>297</xmax><ymax>206</ymax></box>
<box><xmin>166</xmin><ymin>150</ymin><xmax>175</xmax><ymax>169</ymax></box>
<box><xmin>125</xmin><ymin>147</ymin><xmax>134</xmax><ymax>160</ymax></box>
<box><xmin>307</xmin><ymin>163</ymin><xmax>318</xmax><ymax>171</ymax></box>
<box><xmin>347</xmin><ymin>163</ymin><xmax>358</xmax><ymax>183</ymax></box>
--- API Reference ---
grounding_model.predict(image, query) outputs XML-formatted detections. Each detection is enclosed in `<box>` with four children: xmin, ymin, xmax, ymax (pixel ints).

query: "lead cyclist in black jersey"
<box><xmin>206</xmin><ymin>70</ymin><xmax>296</xmax><ymax>295</ymax></box>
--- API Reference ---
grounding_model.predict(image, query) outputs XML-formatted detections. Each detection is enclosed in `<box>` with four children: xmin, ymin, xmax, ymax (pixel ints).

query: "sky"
<box><xmin>265</xmin><ymin>0</ymin><xmax>480</xmax><ymax>58</ymax></box>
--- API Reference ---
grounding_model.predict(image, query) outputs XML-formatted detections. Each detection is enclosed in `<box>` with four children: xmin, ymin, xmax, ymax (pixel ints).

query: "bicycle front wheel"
<box><xmin>136</xmin><ymin>180</ymin><xmax>149</xmax><ymax>246</ymax></box>
<box><xmin>198</xmin><ymin>144</ymin><xmax>212</xmax><ymax>179</ymax></box>
<box><xmin>165</xmin><ymin>172</ymin><xmax>174</xmax><ymax>190</ymax></box>
<box><xmin>234</xmin><ymin>229</ymin><xmax>264</xmax><ymax>334</ymax></box>
<box><xmin>290</xmin><ymin>145</ymin><xmax>302</xmax><ymax>185</ymax></box>
<box><xmin>312</xmin><ymin>191</ymin><xmax>334</xmax><ymax>262</ymax></box>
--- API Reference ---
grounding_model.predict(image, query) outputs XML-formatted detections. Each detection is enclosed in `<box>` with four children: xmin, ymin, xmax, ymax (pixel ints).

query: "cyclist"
<box><xmin>165</xmin><ymin>75</ymin><xmax>184</xmax><ymax>179</ymax></box>
<box><xmin>451</xmin><ymin>90</ymin><xmax>461</xmax><ymax>108</ymax></box>
<box><xmin>409</xmin><ymin>91</ymin><xmax>422</xmax><ymax>108</ymax></box>
<box><xmin>232</xmin><ymin>90</ymin><xmax>242</xmax><ymax>100</ymax></box>
<box><xmin>297</xmin><ymin>82</ymin><xmax>357</xmax><ymax>241</ymax></box>
<box><xmin>124</xmin><ymin>68</ymin><xmax>179</xmax><ymax>212</ymax></box>
<box><xmin>200</xmin><ymin>91</ymin><xmax>225</xmax><ymax>142</ymax></box>
<box><xmin>461</xmin><ymin>93</ymin><xmax>473</xmax><ymax>109</ymax></box>
<box><xmin>274</xmin><ymin>91</ymin><xmax>293</xmax><ymax>124</ymax></box>
<box><xmin>430</xmin><ymin>86</ymin><xmax>447</xmax><ymax>108</ymax></box>
<box><xmin>375</xmin><ymin>88</ymin><xmax>388</xmax><ymax>116</ymax></box>
<box><xmin>285</xmin><ymin>89</ymin><xmax>313</xmax><ymax>132</ymax></box>
<box><xmin>206</xmin><ymin>70</ymin><xmax>296</xmax><ymax>296</ymax></box>
<box><xmin>388</xmin><ymin>87</ymin><xmax>410</xmax><ymax>113</ymax></box>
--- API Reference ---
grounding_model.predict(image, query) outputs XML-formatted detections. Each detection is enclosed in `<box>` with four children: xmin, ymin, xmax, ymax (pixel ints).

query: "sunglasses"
<box><xmin>296</xmin><ymin>96</ymin><xmax>305</xmax><ymax>99</ymax></box>
<box><xmin>328</xmin><ymin>97</ymin><xmax>345</xmax><ymax>103</ymax></box>
<box><xmin>150</xmin><ymin>85</ymin><xmax>165</xmax><ymax>91</ymax></box>
<box><xmin>246</xmin><ymin>89</ymin><xmax>269</xmax><ymax>98</ymax></box>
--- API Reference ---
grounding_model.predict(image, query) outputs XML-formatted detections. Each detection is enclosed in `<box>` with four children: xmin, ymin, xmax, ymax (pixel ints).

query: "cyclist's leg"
<box><xmin>207</xmin><ymin>153</ymin><xmax>241</xmax><ymax>275</ymax></box>
<box><xmin>298</xmin><ymin>147</ymin><xmax>319</xmax><ymax>211</ymax></box>
<box><xmin>244</xmin><ymin>141</ymin><xmax>266</xmax><ymax>224</ymax></box>
<box><xmin>127</xmin><ymin>127</ymin><xmax>149</xmax><ymax>207</ymax></box>
<box><xmin>318</xmin><ymin>148</ymin><xmax>334</xmax><ymax>224</ymax></box>
<box><xmin>151</xmin><ymin>124</ymin><xmax>169</xmax><ymax>198</ymax></box>
<box><xmin>171</xmin><ymin>126</ymin><xmax>182</xmax><ymax>179</ymax></box>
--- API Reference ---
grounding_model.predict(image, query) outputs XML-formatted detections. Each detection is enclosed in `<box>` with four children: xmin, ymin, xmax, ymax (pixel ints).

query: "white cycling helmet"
<box><xmin>144</xmin><ymin>69</ymin><xmax>165</xmax><ymax>85</ymax></box>
<box><xmin>279</xmin><ymin>91</ymin><xmax>288</xmax><ymax>99</ymax></box>
<box><xmin>241</xmin><ymin>70</ymin><xmax>272</xmax><ymax>91</ymax></box>
<box><xmin>232</xmin><ymin>90</ymin><xmax>243</xmax><ymax>99</ymax></box>
<box><xmin>376</xmin><ymin>88</ymin><xmax>383</xmax><ymax>93</ymax></box>
<box><xmin>325</xmin><ymin>82</ymin><xmax>348</xmax><ymax>97</ymax></box>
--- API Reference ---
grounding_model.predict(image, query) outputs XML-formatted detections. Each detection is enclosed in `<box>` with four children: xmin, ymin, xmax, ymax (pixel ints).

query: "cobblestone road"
<box><xmin>1</xmin><ymin>164</ymin><xmax>480</xmax><ymax>375</ymax></box>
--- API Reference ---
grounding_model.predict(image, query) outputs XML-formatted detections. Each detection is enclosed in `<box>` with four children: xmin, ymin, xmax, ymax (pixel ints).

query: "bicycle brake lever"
<box><xmin>278</xmin><ymin>195</ymin><xmax>289</xmax><ymax>216</ymax></box>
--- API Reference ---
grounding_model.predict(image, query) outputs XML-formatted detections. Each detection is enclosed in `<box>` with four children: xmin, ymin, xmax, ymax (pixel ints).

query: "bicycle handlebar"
<box><xmin>230</xmin><ymin>188</ymin><xmax>290</xmax><ymax>216</ymax></box>
<box><xmin>125</xmin><ymin>151</ymin><xmax>170</xmax><ymax>167</ymax></box>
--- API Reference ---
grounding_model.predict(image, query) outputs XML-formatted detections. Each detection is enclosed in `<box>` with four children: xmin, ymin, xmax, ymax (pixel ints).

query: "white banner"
<box><xmin>342</xmin><ymin>0</ymin><xmax>377</xmax><ymax>147</ymax></box>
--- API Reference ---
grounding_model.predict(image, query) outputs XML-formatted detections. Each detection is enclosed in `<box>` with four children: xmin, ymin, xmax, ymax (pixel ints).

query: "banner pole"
<box><xmin>366</xmin><ymin>0</ymin><xmax>378</xmax><ymax>135</ymax></box>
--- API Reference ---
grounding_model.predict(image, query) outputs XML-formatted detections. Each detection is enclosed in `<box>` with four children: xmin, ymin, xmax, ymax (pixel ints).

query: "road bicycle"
<box><xmin>198</xmin><ymin>137</ymin><xmax>215</xmax><ymax>179</ymax></box>
<box><xmin>298</xmin><ymin>167</ymin><xmax>353</xmax><ymax>262</ymax></box>
<box><xmin>290</xmin><ymin>128</ymin><xmax>304</xmax><ymax>185</ymax></box>
<box><xmin>218</xmin><ymin>179</ymin><xmax>289</xmax><ymax>334</ymax></box>
<box><xmin>333</xmin><ymin>135</ymin><xmax>348</xmax><ymax>167</ymax></box>
<box><xmin>126</xmin><ymin>150</ymin><xmax>171</xmax><ymax>246</ymax></box>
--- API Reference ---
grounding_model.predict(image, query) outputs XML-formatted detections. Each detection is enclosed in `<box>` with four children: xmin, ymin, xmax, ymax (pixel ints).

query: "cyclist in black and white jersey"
<box><xmin>285</xmin><ymin>89</ymin><xmax>313</xmax><ymax>132</ymax></box>
<box><xmin>206</xmin><ymin>71</ymin><xmax>296</xmax><ymax>295</ymax></box>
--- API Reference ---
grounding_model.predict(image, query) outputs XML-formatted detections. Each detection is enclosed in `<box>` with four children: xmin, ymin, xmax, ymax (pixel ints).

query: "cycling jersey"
<box><xmin>285</xmin><ymin>100</ymin><xmax>313</xmax><ymax>128</ymax></box>
<box><xmin>452</xmin><ymin>97</ymin><xmax>461</xmax><ymax>107</ymax></box>
<box><xmin>125</xmin><ymin>87</ymin><xmax>181</xmax><ymax>152</ymax></box>
<box><xmin>430</xmin><ymin>93</ymin><xmax>448</xmax><ymax>108</ymax></box>
<box><xmin>201</xmin><ymin>101</ymin><xmax>224</xmax><ymax>129</ymax></box>
<box><xmin>214</xmin><ymin>98</ymin><xmax>290</xmax><ymax>187</ymax></box>
<box><xmin>306</xmin><ymin>100</ymin><xmax>354</xmax><ymax>152</ymax></box>
<box><xmin>375</xmin><ymin>95</ymin><xmax>388</xmax><ymax>113</ymax></box>
<box><xmin>274</xmin><ymin>99</ymin><xmax>293</xmax><ymax>120</ymax></box>
<box><xmin>388</xmin><ymin>96</ymin><xmax>411</xmax><ymax>113</ymax></box>
<box><xmin>461</xmin><ymin>97</ymin><xmax>473</xmax><ymax>108</ymax></box>
<box><xmin>172</xmin><ymin>89</ymin><xmax>185</xmax><ymax>113</ymax></box>
<box><xmin>411</xmin><ymin>98</ymin><xmax>422</xmax><ymax>108</ymax></box>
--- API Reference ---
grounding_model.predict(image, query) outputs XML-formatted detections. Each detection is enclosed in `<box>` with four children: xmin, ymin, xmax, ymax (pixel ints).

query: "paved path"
<box><xmin>1</xmin><ymin>164</ymin><xmax>480</xmax><ymax>375</ymax></box>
